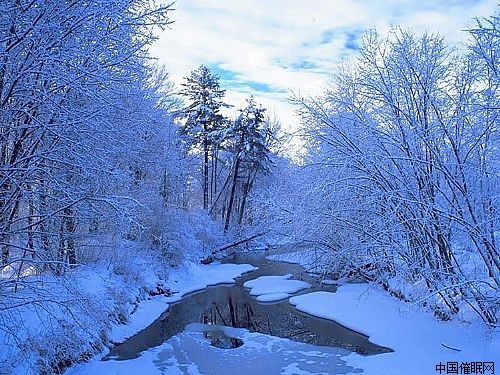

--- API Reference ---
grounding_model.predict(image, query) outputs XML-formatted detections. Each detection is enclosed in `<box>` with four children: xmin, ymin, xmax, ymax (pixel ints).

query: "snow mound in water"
<box><xmin>256</xmin><ymin>292</ymin><xmax>290</xmax><ymax>302</ymax></box>
<box><xmin>243</xmin><ymin>274</ymin><xmax>310</xmax><ymax>301</ymax></box>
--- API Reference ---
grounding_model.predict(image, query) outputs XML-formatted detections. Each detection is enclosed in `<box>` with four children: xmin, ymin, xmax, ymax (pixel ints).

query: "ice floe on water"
<box><xmin>256</xmin><ymin>292</ymin><xmax>290</xmax><ymax>302</ymax></box>
<box><xmin>243</xmin><ymin>274</ymin><xmax>310</xmax><ymax>302</ymax></box>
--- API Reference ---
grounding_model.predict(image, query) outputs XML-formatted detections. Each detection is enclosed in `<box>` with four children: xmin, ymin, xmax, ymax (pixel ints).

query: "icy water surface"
<box><xmin>109</xmin><ymin>257</ymin><xmax>390</xmax><ymax>359</ymax></box>
<box><xmin>148</xmin><ymin>323</ymin><xmax>365</xmax><ymax>375</ymax></box>
<box><xmin>105</xmin><ymin>253</ymin><xmax>392</xmax><ymax>371</ymax></box>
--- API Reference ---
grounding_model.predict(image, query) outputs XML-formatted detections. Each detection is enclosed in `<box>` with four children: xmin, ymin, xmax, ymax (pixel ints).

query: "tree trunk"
<box><xmin>237</xmin><ymin>169</ymin><xmax>256</xmax><ymax>225</ymax></box>
<box><xmin>64</xmin><ymin>207</ymin><xmax>77</xmax><ymax>267</ymax></box>
<box><xmin>203</xmin><ymin>136</ymin><xmax>209</xmax><ymax>209</ymax></box>
<box><xmin>224</xmin><ymin>157</ymin><xmax>240</xmax><ymax>232</ymax></box>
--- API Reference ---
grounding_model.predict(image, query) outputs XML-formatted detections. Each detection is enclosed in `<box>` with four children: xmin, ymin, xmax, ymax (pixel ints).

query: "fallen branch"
<box><xmin>200</xmin><ymin>232</ymin><xmax>267</xmax><ymax>264</ymax></box>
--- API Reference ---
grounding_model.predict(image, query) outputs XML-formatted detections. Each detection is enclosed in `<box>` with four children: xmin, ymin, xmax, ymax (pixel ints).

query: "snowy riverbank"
<box><xmin>5</xmin><ymin>245</ymin><xmax>496</xmax><ymax>375</ymax></box>
<box><xmin>69</xmin><ymin>254</ymin><xmax>499</xmax><ymax>375</ymax></box>
<box><xmin>270</xmin><ymin>250</ymin><xmax>499</xmax><ymax>374</ymax></box>
<box><xmin>107</xmin><ymin>261</ymin><xmax>257</xmax><ymax>344</ymax></box>
<box><xmin>0</xmin><ymin>239</ymin><xmax>255</xmax><ymax>375</ymax></box>
<box><xmin>290</xmin><ymin>284</ymin><xmax>499</xmax><ymax>374</ymax></box>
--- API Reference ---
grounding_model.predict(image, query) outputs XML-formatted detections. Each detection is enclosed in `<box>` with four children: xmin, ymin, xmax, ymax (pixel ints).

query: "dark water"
<box><xmin>105</xmin><ymin>252</ymin><xmax>393</xmax><ymax>360</ymax></box>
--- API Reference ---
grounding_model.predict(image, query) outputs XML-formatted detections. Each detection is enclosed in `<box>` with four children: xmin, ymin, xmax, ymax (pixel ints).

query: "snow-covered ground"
<box><xmin>267</xmin><ymin>248</ymin><xmax>325</xmax><ymax>273</ymax></box>
<box><xmin>290</xmin><ymin>284</ymin><xmax>500</xmax><ymax>374</ymax></box>
<box><xmin>70</xmin><ymin>255</ymin><xmax>500</xmax><ymax>375</ymax></box>
<box><xmin>15</xmin><ymin>246</ymin><xmax>497</xmax><ymax>375</ymax></box>
<box><xmin>270</xmin><ymin>250</ymin><xmax>500</xmax><ymax>374</ymax></box>
<box><xmin>0</xmin><ymin>242</ymin><xmax>255</xmax><ymax>375</ymax></box>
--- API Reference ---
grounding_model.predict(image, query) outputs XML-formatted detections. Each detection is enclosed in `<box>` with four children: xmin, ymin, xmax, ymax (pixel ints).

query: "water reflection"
<box><xmin>106</xmin><ymin>256</ymin><xmax>393</xmax><ymax>361</ymax></box>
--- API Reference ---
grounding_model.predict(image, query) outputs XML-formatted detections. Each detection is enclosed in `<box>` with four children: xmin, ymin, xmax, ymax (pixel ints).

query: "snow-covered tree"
<box><xmin>180</xmin><ymin>65</ymin><xmax>228</xmax><ymax>209</ymax></box>
<box><xmin>290</xmin><ymin>25</ymin><xmax>499</xmax><ymax>323</ymax></box>
<box><xmin>223</xmin><ymin>97</ymin><xmax>270</xmax><ymax>230</ymax></box>
<box><xmin>0</xmin><ymin>0</ymin><xmax>176</xmax><ymax>278</ymax></box>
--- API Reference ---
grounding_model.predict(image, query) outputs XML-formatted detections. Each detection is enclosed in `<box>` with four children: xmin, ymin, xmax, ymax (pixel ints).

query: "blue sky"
<box><xmin>152</xmin><ymin>0</ymin><xmax>498</xmax><ymax>131</ymax></box>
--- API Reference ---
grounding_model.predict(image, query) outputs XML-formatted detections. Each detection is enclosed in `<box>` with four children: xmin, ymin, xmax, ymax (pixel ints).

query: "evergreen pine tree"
<box><xmin>180</xmin><ymin>65</ymin><xmax>227</xmax><ymax>209</ymax></box>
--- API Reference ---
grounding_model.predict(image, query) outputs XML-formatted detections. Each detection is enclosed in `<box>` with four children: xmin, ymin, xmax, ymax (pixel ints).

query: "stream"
<box><xmin>99</xmin><ymin>252</ymin><xmax>392</xmax><ymax>374</ymax></box>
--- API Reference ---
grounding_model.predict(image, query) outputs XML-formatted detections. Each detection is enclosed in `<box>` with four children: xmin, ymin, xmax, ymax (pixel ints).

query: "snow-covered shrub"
<box><xmin>159</xmin><ymin>209</ymin><xmax>227</xmax><ymax>265</ymax></box>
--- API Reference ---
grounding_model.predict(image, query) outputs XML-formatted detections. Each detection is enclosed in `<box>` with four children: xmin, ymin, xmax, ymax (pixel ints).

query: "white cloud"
<box><xmin>151</xmin><ymin>0</ymin><xmax>498</xmax><ymax>132</ymax></box>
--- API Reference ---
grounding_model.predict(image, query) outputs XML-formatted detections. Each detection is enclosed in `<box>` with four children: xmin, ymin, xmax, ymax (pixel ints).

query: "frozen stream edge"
<box><xmin>67</xmin><ymin>260</ymin><xmax>365</xmax><ymax>375</ymax></box>
<box><xmin>68</xmin><ymin>257</ymin><xmax>499</xmax><ymax>375</ymax></box>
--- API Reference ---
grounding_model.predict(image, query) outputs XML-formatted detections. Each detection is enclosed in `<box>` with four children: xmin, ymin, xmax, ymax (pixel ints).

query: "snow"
<box><xmin>0</xmin><ymin>259</ymin><xmax>155</xmax><ymax>375</ymax></box>
<box><xmin>109</xmin><ymin>262</ymin><xmax>257</xmax><ymax>343</ymax></box>
<box><xmin>289</xmin><ymin>284</ymin><xmax>500</xmax><ymax>375</ymax></box>
<box><xmin>0</xmin><ymin>254</ymin><xmax>256</xmax><ymax>374</ymax></box>
<box><xmin>243</xmin><ymin>274</ymin><xmax>310</xmax><ymax>301</ymax></box>
<box><xmin>321</xmin><ymin>279</ymin><xmax>336</xmax><ymax>285</ymax></box>
<box><xmin>267</xmin><ymin>250</ymin><xmax>319</xmax><ymax>269</ymax></box>
<box><xmin>67</xmin><ymin>323</ymin><xmax>361</xmax><ymax>375</ymax></box>
<box><xmin>266</xmin><ymin>249</ymin><xmax>332</xmax><ymax>275</ymax></box>
<box><xmin>108</xmin><ymin>296</ymin><xmax>175</xmax><ymax>344</ymax></box>
<box><xmin>64</xmin><ymin>265</ymin><xmax>499</xmax><ymax>375</ymax></box>
<box><xmin>170</xmin><ymin>262</ymin><xmax>257</xmax><ymax>296</ymax></box>
<box><xmin>256</xmin><ymin>292</ymin><xmax>290</xmax><ymax>302</ymax></box>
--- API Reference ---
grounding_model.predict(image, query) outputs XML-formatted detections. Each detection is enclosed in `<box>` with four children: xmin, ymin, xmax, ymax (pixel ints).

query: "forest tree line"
<box><xmin>271</xmin><ymin>15</ymin><xmax>499</xmax><ymax>324</ymax></box>
<box><xmin>0</xmin><ymin>0</ymin><xmax>277</xmax><ymax>300</ymax></box>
